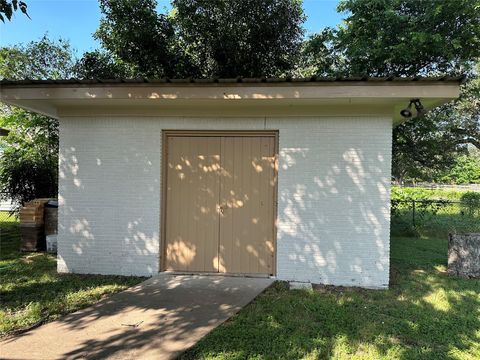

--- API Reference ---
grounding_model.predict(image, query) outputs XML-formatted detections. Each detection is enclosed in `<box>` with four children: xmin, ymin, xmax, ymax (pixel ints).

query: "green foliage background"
<box><xmin>1</xmin><ymin>0</ymin><xmax>480</xmax><ymax>208</ymax></box>
<box><xmin>0</xmin><ymin>109</ymin><xmax>58</xmax><ymax>209</ymax></box>
<box><xmin>0</xmin><ymin>37</ymin><xmax>69</xmax><ymax>208</ymax></box>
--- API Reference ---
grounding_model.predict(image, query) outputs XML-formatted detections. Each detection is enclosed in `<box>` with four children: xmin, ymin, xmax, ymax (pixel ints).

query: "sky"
<box><xmin>0</xmin><ymin>0</ymin><xmax>344</xmax><ymax>55</ymax></box>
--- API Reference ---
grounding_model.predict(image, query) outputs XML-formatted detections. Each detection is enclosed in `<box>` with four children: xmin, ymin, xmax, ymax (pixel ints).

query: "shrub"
<box><xmin>439</xmin><ymin>154</ymin><xmax>480</xmax><ymax>184</ymax></box>
<box><xmin>391</xmin><ymin>186</ymin><xmax>475</xmax><ymax>202</ymax></box>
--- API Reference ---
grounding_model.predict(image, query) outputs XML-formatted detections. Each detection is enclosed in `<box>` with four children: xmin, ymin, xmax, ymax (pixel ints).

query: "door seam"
<box><xmin>217</xmin><ymin>137</ymin><xmax>223</xmax><ymax>273</ymax></box>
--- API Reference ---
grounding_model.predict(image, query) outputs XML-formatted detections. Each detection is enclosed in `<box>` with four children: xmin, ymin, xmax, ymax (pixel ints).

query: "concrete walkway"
<box><xmin>1</xmin><ymin>274</ymin><xmax>273</xmax><ymax>360</ymax></box>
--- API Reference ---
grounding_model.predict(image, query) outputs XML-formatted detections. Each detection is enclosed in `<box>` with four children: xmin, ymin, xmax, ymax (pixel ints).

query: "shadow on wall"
<box><xmin>160</xmin><ymin>132</ymin><xmax>390</xmax><ymax>285</ymax></box>
<box><xmin>57</xmin><ymin>122</ymin><xmax>161</xmax><ymax>276</ymax></box>
<box><xmin>277</xmin><ymin>140</ymin><xmax>390</xmax><ymax>286</ymax></box>
<box><xmin>57</xmin><ymin>121</ymin><xmax>390</xmax><ymax>285</ymax></box>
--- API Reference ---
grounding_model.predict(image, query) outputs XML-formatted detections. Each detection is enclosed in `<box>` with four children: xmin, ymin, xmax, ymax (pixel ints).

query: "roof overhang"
<box><xmin>0</xmin><ymin>78</ymin><xmax>462</xmax><ymax>124</ymax></box>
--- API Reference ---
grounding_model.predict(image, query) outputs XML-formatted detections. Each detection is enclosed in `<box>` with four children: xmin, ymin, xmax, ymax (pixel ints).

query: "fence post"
<box><xmin>412</xmin><ymin>200</ymin><xmax>416</xmax><ymax>228</ymax></box>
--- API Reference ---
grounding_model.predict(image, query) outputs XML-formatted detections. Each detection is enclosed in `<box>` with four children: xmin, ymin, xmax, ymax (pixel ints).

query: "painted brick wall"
<box><xmin>58</xmin><ymin>116</ymin><xmax>391</xmax><ymax>288</ymax></box>
<box><xmin>271</xmin><ymin>118</ymin><xmax>392</xmax><ymax>288</ymax></box>
<box><xmin>57</xmin><ymin>118</ymin><xmax>162</xmax><ymax>276</ymax></box>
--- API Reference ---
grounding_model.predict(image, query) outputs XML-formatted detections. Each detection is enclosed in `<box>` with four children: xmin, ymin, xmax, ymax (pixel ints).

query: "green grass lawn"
<box><xmin>182</xmin><ymin>235</ymin><xmax>480</xmax><ymax>359</ymax></box>
<box><xmin>1</xmin><ymin>204</ymin><xmax>479</xmax><ymax>358</ymax></box>
<box><xmin>0</xmin><ymin>213</ymin><xmax>145</xmax><ymax>337</ymax></box>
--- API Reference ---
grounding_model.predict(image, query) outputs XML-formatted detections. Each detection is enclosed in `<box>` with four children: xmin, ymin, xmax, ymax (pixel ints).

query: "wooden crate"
<box><xmin>25</xmin><ymin>198</ymin><xmax>52</xmax><ymax>206</ymax></box>
<box><xmin>19</xmin><ymin>206</ymin><xmax>44</xmax><ymax>225</ymax></box>
<box><xmin>21</xmin><ymin>224</ymin><xmax>45</xmax><ymax>251</ymax></box>
<box><xmin>19</xmin><ymin>198</ymin><xmax>56</xmax><ymax>250</ymax></box>
<box><xmin>19</xmin><ymin>198</ymin><xmax>55</xmax><ymax>225</ymax></box>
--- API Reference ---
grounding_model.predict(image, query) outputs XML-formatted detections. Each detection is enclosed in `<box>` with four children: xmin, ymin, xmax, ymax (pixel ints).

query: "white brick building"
<box><xmin>0</xmin><ymin>77</ymin><xmax>461</xmax><ymax>288</ymax></box>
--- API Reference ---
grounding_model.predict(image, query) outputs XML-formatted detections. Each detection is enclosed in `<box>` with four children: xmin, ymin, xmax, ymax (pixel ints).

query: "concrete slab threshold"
<box><xmin>289</xmin><ymin>281</ymin><xmax>313</xmax><ymax>290</ymax></box>
<box><xmin>0</xmin><ymin>274</ymin><xmax>274</xmax><ymax>360</ymax></box>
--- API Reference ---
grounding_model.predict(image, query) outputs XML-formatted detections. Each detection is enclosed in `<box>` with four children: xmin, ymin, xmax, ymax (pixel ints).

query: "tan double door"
<box><xmin>164</xmin><ymin>133</ymin><xmax>276</xmax><ymax>275</ymax></box>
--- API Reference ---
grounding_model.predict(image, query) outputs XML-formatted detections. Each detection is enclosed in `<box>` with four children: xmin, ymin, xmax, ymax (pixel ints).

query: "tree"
<box><xmin>392</xmin><ymin>109</ymin><xmax>466</xmax><ymax>183</ymax></box>
<box><xmin>439</xmin><ymin>153</ymin><xmax>480</xmax><ymax>184</ymax></box>
<box><xmin>447</xmin><ymin>64</ymin><xmax>480</xmax><ymax>150</ymax></box>
<box><xmin>334</xmin><ymin>0</ymin><xmax>480</xmax><ymax>77</ymax></box>
<box><xmin>0</xmin><ymin>109</ymin><xmax>58</xmax><ymax>209</ymax></box>
<box><xmin>0</xmin><ymin>35</ymin><xmax>75</xmax><ymax>80</ymax></box>
<box><xmin>392</xmin><ymin>61</ymin><xmax>480</xmax><ymax>183</ymax></box>
<box><xmin>95</xmin><ymin>0</ymin><xmax>185</xmax><ymax>78</ymax></box>
<box><xmin>295</xmin><ymin>28</ymin><xmax>342</xmax><ymax>77</ymax></box>
<box><xmin>94</xmin><ymin>0</ymin><xmax>305</xmax><ymax>78</ymax></box>
<box><xmin>311</xmin><ymin>0</ymin><xmax>480</xmax><ymax>182</ymax></box>
<box><xmin>74</xmin><ymin>50</ymin><xmax>134</xmax><ymax>79</ymax></box>
<box><xmin>173</xmin><ymin>0</ymin><xmax>305</xmax><ymax>78</ymax></box>
<box><xmin>0</xmin><ymin>36</ymin><xmax>75</xmax><ymax>208</ymax></box>
<box><xmin>0</xmin><ymin>0</ymin><xmax>29</xmax><ymax>22</ymax></box>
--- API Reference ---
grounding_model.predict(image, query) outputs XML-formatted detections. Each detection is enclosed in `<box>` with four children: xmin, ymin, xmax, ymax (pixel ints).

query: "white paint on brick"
<box><xmin>271</xmin><ymin>118</ymin><xmax>391</xmax><ymax>288</ymax></box>
<box><xmin>57</xmin><ymin>116</ymin><xmax>391</xmax><ymax>288</ymax></box>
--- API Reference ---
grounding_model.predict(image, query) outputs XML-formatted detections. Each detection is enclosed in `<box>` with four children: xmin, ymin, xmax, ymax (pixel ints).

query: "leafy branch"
<box><xmin>0</xmin><ymin>0</ymin><xmax>30</xmax><ymax>22</ymax></box>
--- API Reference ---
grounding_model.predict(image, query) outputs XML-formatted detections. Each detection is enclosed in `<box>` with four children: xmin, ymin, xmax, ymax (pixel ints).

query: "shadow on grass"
<box><xmin>2</xmin><ymin>220</ymin><xmax>479</xmax><ymax>358</ymax></box>
<box><xmin>0</xmin><ymin>219</ymin><xmax>21</xmax><ymax>261</ymax></box>
<box><xmin>0</xmin><ymin>221</ymin><xmax>145</xmax><ymax>338</ymax></box>
<box><xmin>2</xmin><ymin>275</ymin><xmax>270</xmax><ymax>360</ymax></box>
<box><xmin>179</xmin><ymin>237</ymin><xmax>480</xmax><ymax>359</ymax></box>
<box><xmin>1</xmin><ymin>254</ymin><xmax>142</xmax><ymax>308</ymax></box>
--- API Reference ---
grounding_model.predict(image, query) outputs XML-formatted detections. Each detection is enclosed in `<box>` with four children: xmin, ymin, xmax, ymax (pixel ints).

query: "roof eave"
<box><xmin>0</xmin><ymin>79</ymin><xmax>462</xmax><ymax>122</ymax></box>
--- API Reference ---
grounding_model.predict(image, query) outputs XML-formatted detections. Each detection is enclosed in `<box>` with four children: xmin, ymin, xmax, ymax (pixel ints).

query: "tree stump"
<box><xmin>448</xmin><ymin>233</ymin><xmax>480</xmax><ymax>278</ymax></box>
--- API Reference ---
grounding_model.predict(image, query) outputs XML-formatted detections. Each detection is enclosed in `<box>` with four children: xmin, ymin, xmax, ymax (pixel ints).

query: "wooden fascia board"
<box><xmin>0</xmin><ymin>83</ymin><xmax>460</xmax><ymax>102</ymax></box>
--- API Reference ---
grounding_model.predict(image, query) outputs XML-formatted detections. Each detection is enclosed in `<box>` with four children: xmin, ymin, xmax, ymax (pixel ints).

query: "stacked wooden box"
<box><xmin>44</xmin><ymin>205</ymin><xmax>58</xmax><ymax>236</ymax></box>
<box><xmin>19</xmin><ymin>198</ymin><xmax>51</xmax><ymax>251</ymax></box>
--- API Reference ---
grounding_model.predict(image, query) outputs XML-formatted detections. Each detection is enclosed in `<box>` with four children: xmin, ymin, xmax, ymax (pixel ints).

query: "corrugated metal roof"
<box><xmin>0</xmin><ymin>75</ymin><xmax>467</xmax><ymax>86</ymax></box>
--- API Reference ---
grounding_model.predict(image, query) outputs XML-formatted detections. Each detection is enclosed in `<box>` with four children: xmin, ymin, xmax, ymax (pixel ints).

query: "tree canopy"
<box><xmin>1</xmin><ymin>0</ymin><xmax>480</xmax><ymax>187</ymax></box>
<box><xmin>310</xmin><ymin>0</ymin><xmax>480</xmax><ymax>183</ymax></box>
<box><xmin>334</xmin><ymin>0</ymin><xmax>480</xmax><ymax>77</ymax></box>
<box><xmin>0</xmin><ymin>37</ymin><xmax>71</xmax><ymax>207</ymax></box>
<box><xmin>173</xmin><ymin>0</ymin><xmax>305</xmax><ymax>78</ymax></box>
<box><xmin>391</xmin><ymin>65</ymin><xmax>479</xmax><ymax>182</ymax></box>
<box><xmin>95</xmin><ymin>0</ymin><xmax>183</xmax><ymax>78</ymax></box>
<box><xmin>93</xmin><ymin>0</ymin><xmax>305</xmax><ymax>78</ymax></box>
<box><xmin>0</xmin><ymin>35</ymin><xmax>75</xmax><ymax>80</ymax></box>
<box><xmin>0</xmin><ymin>109</ymin><xmax>58</xmax><ymax>208</ymax></box>
<box><xmin>74</xmin><ymin>50</ymin><xmax>134</xmax><ymax>79</ymax></box>
<box><xmin>0</xmin><ymin>0</ymin><xmax>29</xmax><ymax>22</ymax></box>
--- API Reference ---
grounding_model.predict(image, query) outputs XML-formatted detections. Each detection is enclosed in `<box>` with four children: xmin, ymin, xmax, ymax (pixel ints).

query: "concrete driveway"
<box><xmin>1</xmin><ymin>274</ymin><xmax>273</xmax><ymax>360</ymax></box>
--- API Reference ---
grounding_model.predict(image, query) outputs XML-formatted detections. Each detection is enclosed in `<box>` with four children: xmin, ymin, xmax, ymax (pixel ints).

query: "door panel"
<box><xmin>164</xmin><ymin>134</ymin><xmax>276</xmax><ymax>275</ymax></box>
<box><xmin>165</xmin><ymin>136</ymin><xmax>221</xmax><ymax>272</ymax></box>
<box><xmin>219</xmin><ymin>136</ymin><xmax>276</xmax><ymax>274</ymax></box>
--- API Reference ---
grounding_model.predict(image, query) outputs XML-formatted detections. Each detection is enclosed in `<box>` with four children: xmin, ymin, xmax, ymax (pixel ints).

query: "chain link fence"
<box><xmin>391</xmin><ymin>199</ymin><xmax>480</xmax><ymax>236</ymax></box>
<box><xmin>399</xmin><ymin>183</ymin><xmax>480</xmax><ymax>191</ymax></box>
